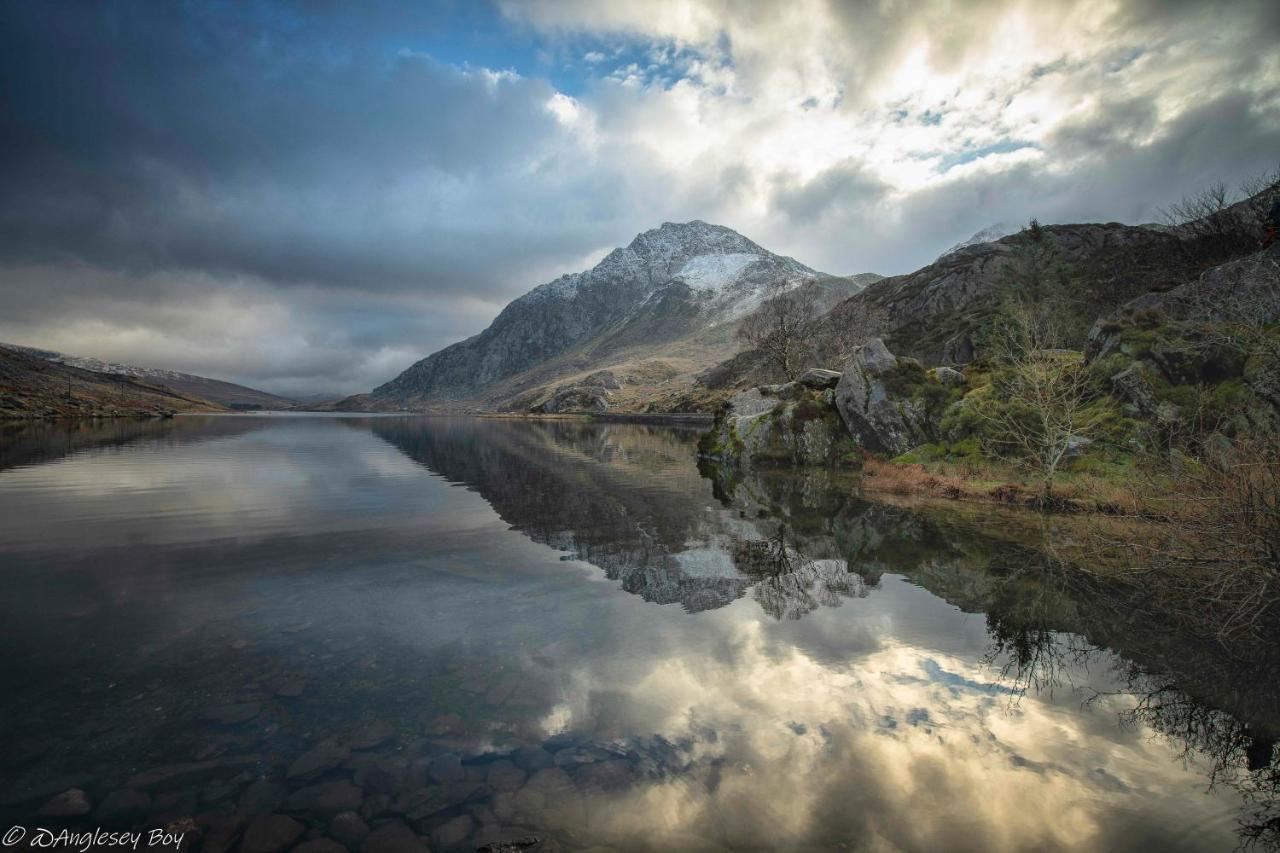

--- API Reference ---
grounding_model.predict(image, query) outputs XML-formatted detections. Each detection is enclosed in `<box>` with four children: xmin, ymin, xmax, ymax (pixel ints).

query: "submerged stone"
<box><xmin>328</xmin><ymin>811</ymin><xmax>369</xmax><ymax>851</ymax></box>
<box><xmin>287</xmin><ymin>741</ymin><xmax>350</xmax><ymax>780</ymax></box>
<box><xmin>359</xmin><ymin>822</ymin><xmax>428</xmax><ymax>853</ymax></box>
<box><xmin>240</xmin><ymin>814</ymin><xmax>304</xmax><ymax>853</ymax></box>
<box><xmin>37</xmin><ymin>787</ymin><xmax>91</xmax><ymax>817</ymax></box>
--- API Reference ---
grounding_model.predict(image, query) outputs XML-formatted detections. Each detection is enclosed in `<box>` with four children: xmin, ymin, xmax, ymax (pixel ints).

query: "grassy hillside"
<box><xmin>0</xmin><ymin>347</ymin><xmax>225</xmax><ymax>418</ymax></box>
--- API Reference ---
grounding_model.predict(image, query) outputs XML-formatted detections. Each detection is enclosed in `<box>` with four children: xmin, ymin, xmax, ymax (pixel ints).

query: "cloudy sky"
<box><xmin>2</xmin><ymin>0</ymin><xmax>1278</xmax><ymax>396</ymax></box>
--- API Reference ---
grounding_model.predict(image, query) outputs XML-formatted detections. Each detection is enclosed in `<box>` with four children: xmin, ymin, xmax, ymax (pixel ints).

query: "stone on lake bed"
<box><xmin>239</xmin><ymin>779</ymin><xmax>288</xmax><ymax>816</ymax></box>
<box><xmin>422</xmin><ymin>713</ymin><xmax>464</xmax><ymax>737</ymax></box>
<box><xmin>484</xmin><ymin>760</ymin><xmax>525</xmax><ymax>793</ymax></box>
<box><xmin>37</xmin><ymin>787</ymin><xmax>91</xmax><ymax>817</ymax></box>
<box><xmin>287</xmin><ymin>741</ymin><xmax>350</xmax><ymax>779</ymax></box>
<box><xmin>348</xmin><ymin>719</ymin><xmax>394</xmax><ymax>750</ymax></box>
<box><xmin>430</xmin><ymin>814</ymin><xmax>473</xmax><ymax>849</ymax></box>
<box><xmin>329</xmin><ymin>811</ymin><xmax>369</xmax><ymax>851</ymax></box>
<box><xmin>126</xmin><ymin>756</ymin><xmax>263</xmax><ymax>791</ymax></box>
<box><xmin>572</xmin><ymin>759</ymin><xmax>633</xmax><ymax>791</ymax></box>
<box><xmin>523</xmin><ymin>767</ymin><xmax>574</xmax><ymax>794</ymax></box>
<box><xmin>291</xmin><ymin>841</ymin><xmax>347</xmax><ymax>853</ymax></box>
<box><xmin>95</xmin><ymin>788</ymin><xmax>151</xmax><ymax>823</ymax></box>
<box><xmin>205</xmin><ymin>702</ymin><xmax>263</xmax><ymax>726</ymax></box>
<box><xmin>552</xmin><ymin>746</ymin><xmax>610</xmax><ymax>768</ymax></box>
<box><xmin>284</xmin><ymin>780</ymin><xmax>363</xmax><ymax>814</ymax></box>
<box><xmin>359</xmin><ymin>821</ymin><xmax>429</xmax><ymax>853</ymax></box>
<box><xmin>426</xmin><ymin>754</ymin><xmax>465</xmax><ymax>784</ymax></box>
<box><xmin>358</xmin><ymin>793</ymin><xmax>392</xmax><ymax>821</ymax></box>
<box><xmin>511</xmin><ymin>746</ymin><xmax>553</xmax><ymax>773</ymax></box>
<box><xmin>355</xmin><ymin>758</ymin><xmax>409</xmax><ymax>795</ymax></box>
<box><xmin>199</xmin><ymin>812</ymin><xmax>247</xmax><ymax>853</ymax></box>
<box><xmin>270</xmin><ymin>676</ymin><xmax>309</xmax><ymax>698</ymax></box>
<box><xmin>240</xmin><ymin>813</ymin><xmax>305</xmax><ymax>853</ymax></box>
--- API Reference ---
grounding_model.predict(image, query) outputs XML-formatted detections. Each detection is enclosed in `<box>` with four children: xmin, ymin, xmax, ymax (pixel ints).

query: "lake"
<box><xmin>0</xmin><ymin>414</ymin><xmax>1276</xmax><ymax>852</ymax></box>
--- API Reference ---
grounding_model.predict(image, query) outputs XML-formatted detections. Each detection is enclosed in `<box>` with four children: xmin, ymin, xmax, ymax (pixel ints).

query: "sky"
<box><xmin>1</xmin><ymin>0</ymin><xmax>1278</xmax><ymax>397</ymax></box>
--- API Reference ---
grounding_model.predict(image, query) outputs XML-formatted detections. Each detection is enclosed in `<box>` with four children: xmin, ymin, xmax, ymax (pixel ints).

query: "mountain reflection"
<box><xmin>367</xmin><ymin>417</ymin><xmax>990</xmax><ymax>621</ymax></box>
<box><xmin>370</xmin><ymin>417</ymin><xmax>1280</xmax><ymax>847</ymax></box>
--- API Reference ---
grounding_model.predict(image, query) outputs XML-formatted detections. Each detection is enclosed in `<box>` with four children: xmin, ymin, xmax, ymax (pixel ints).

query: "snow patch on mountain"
<box><xmin>0</xmin><ymin>342</ymin><xmax>184</xmax><ymax>380</ymax></box>
<box><xmin>938</xmin><ymin>222</ymin><xmax>1018</xmax><ymax>260</ymax></box>
<box><xmin>675</xmin><ymin>253</ymin><xmax>763</xmax><ymax>291</ymax></box>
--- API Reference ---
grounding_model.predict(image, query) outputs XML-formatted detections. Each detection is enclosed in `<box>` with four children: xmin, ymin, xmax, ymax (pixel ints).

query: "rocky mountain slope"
<box><xmin>1</xmin><ymin>343</ymin><xmax>295</xmax><ymax>410</ymax></box>
<box><xmin>0</xmin><ymin>346</ymin><xmax>225</xmax><ymax>418</ymax></box>
<box><xmin>343</xmin><ymin>221</ymin><xmax>861</xmax><ymax>413</ymax></box>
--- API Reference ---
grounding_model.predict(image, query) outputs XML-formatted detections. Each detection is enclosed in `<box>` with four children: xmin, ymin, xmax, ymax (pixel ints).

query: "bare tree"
<box><xmin>1239</xmin><ymin>163</ymin><xmax>1280</xmax><ymax>226</ymax></box>
<box><xmin>1161</xmin><ymin>168</ymin><xmax>1280</xmax><ymax>260</ymax></box>
<box><xmin>978</xmin><ymin>299</ymin><xmax>1095</xmax><ymax>505</ymax></box>
<box><xmin>817</xmin><ymin>302</ymin><xmax>890</xmax><ymax>368</ymax></box>
<box><xmin>1087</xmin><ymin>435</ymin><xmax>1280</xmax><ymax>646</ymax></box>
<box><xmin>736</xmin><ymin>280</ymin><xmax>820</xmax><ymax>381</ymax></box>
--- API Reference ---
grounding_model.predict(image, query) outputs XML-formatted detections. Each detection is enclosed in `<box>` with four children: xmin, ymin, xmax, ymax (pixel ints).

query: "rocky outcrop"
<box><xmin>798</xmin><ymin>368</ymin><xmax>842</xmax><ymax>389</ymax></box>
<box><xmin>1087</xmin><ymin>244</ymin><xmax>1280</xmax><ymax>362</ymax></box>
<box><xmin>700</xmin><ymin>340</ymin><xmax>964</xmax><ymax>466</ymax></box>
<box><xmin>810</xmin><ymin>223</ymin><xmax>1192</xmax><ymax>368</ymax></box>
<box><xmin>697</xmin><ymin>381</ymin><xmax>853</xmax><ymax>468</ymax></box>
<box><xmin>541</xmin><ymin>385</ymin><xmax>610</xmax><ymax>414</ymax></box>
<box><xmin>833</xmin><ymin>339</ymin><xmax>940</xmax><ymax>457</ymax></box>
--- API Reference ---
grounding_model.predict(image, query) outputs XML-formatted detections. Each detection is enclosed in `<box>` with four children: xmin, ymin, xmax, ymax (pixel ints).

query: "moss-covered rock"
<box><xmin>698</xmin><ymin>381</ymin><xmax>859</xmax><ymax>468</ymax></box>
<box><xmin>834</xmin><ymin>339</ymin><xmax>965</xmax><ymax>456</ymax></box>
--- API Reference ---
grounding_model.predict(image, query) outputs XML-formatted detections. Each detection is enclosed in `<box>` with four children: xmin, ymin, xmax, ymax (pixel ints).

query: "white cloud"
<box><xmin>2</xmin><ymin>0</ymin><xmax>1278</xmax><ymax>392</ymax></box>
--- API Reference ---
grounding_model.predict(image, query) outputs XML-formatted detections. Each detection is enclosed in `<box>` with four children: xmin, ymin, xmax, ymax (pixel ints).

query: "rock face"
<box><xmin>798</xmin><ymin>368</ymin><xmax>842</xmax><ymax>390</ymax></box>
<box><xmin>834</xmin><ymin>339</ymin><xmax>939</xmax><ymax>457</ymax></box>
<box><xmin>818</xmin><ymin>223</ymin><xmax>1187</xmax><ymax>366</ymax></box>
<box><xmin>698</xmin><ymin>380</ymin><xmax>853</xmax><ymax>468</ymax></box>
<box><xmin>541</xmin><ymin>384</ymin><xmax>609</xmax><ymax>414</ymax></box>
<box><xmin>356</xmin><ymin>221</ymin><xmax>820</xmax><ymax>409</ymax></box>
<box><xmin>1088</xmin><ymin>243</ymin><xmax>1280</xmax><ymax>362</ymax></box>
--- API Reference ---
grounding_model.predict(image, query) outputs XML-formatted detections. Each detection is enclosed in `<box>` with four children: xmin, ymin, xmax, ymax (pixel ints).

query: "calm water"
<box><xmin>1</xmin><ymin>415</ymin><xmax>1276</xmax><ymax>852</ymax></box>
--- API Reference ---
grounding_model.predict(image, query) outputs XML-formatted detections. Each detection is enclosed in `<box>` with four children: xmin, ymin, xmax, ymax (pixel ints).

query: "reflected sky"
<box><xmin>0</xmin><ymin>415</ymin><xmax>1267</xmax><ymax>851</ymax></box>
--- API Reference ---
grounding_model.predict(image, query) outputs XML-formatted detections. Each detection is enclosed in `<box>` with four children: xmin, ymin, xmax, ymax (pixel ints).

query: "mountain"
<box><xmin>0</xmin><ymin>343</ymin><xmax>296</xmax><ymax>410</ymax></box>
<box><xmin>0</xmin><ymin>346</ymin><xmax>224</xmax><ymax>418</ymax></box>
<box><xmin>937</xmin><ymin>223</ymin><xmax>1019</xmax><ymax>260</ymax></box>
<box><xmin>348</xmin><ymin>221</ymin><xmax>847</xmax><ymax>412</ymax></box>
<box><xmin>703</xmin><ymin>211</ymin><xmax>1267</xmax><ymax>393</ymax></box>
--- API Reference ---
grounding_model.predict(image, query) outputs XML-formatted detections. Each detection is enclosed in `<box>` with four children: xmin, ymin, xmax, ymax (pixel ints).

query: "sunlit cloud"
<box><xmin>1</xmin><ymin>0</ymin><xmax>1276</xmax><ymax>393</ymax></box>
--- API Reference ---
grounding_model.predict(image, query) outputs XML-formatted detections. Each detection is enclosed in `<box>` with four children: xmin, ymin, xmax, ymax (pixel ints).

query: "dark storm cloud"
<box><xmin>769</xmin><ymin>161</ymin><xmax>890</xmax><ymax>225</ymax></box>
<box><xmin>2</xmin><ymin>0</ymin><xmax>1279</xmax><ymax>394</ymax></box>
<box><xmin>0</xmin><ymin>2</ymin><xmax>606</xmax><ymax>293</ymax></box>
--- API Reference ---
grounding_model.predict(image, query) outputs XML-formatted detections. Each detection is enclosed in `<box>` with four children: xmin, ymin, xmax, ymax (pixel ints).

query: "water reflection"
<box><xmin>0</xmin><ymin>415</ymin><xmax>1275</xmax><ymax>851</ymax></box>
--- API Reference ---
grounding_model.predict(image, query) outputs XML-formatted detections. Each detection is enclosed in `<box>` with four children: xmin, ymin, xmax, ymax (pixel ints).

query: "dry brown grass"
<box><xmin>859</xmin><ymin>454</ymin><xmax>1149</xmax><ymax>515</ymax></box>
<box><xmin>860</xmin><ymin>456</ymin><xmax>975</xmax><ymax>500</ymax></box>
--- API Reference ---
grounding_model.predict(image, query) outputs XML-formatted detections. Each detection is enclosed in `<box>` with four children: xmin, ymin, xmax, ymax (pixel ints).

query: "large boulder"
<box><xmin>697</xmin><ymin>383</ymin><xmax>852</xmax><ymax>467</ymax></box>
<box><xmin>833</xmin><ymin>339</ymin><xmax>934</xmax><ymax>457</ymax></box>
<box><xmin>797</xmin><ymin>368</ymin><xmax>842</xmax><ymax>390</ymax></box>
<box><xmin>541</xmin><ymin>385</ymin><xmax>609</xmax><ymax>414</ymax></box>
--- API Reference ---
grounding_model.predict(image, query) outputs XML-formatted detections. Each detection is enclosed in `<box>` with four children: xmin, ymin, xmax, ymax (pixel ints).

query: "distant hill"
<box><xmin>0</xmin><ymin>346</ymin><xmax>224</xmax><ymax>418</ymax></box>
<box><xmin>0</xmin><ymin>343</ymin><xmax>295</xmax><ymax>410</ymax></box>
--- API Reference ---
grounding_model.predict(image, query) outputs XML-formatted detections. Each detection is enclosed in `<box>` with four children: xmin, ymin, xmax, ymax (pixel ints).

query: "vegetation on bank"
<box><xmin>700</xmin><ymin>171</ymin><xmax>1280</xmax><ymax>643</ymax></box>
